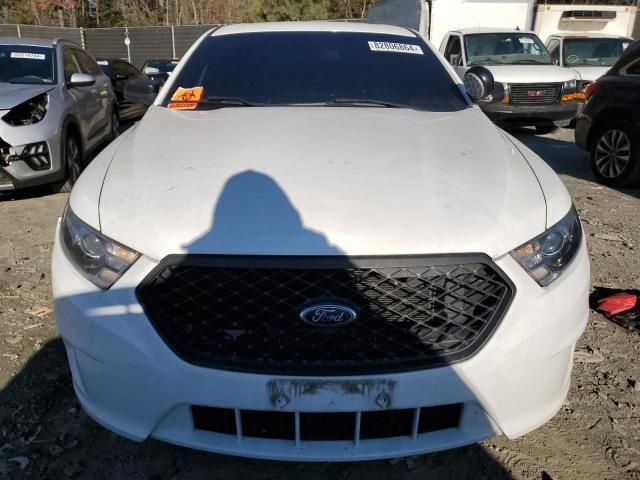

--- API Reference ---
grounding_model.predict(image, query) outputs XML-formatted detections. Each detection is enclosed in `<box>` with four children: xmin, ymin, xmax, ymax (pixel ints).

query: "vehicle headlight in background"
<box><xmin>2</xmin><ymin>93</ymin><xmax>48</xmax><ymax>126</ymax></box>
<box><xmin>578</xmin><ymin>80</ymin><xmax>592</xmax><ymax>92</ymax></box>
<box><xmin>511</xmin><ymin>207</ymin><xmax>583</xmax><ymax>287</ymax></box>
<box><xmin>560</xmin><ymin>79</ymin><xmax>584</xmax><ymax>101</ymax></box>
<box><xmin>501</xmin><ymin>82</ymin><xmax>511</xmax><ymax>104</ymax></box>
<box><xmin>60</xmin><ymin>206</ymin><xmax>140</xmax><ymax>289</ymax></box>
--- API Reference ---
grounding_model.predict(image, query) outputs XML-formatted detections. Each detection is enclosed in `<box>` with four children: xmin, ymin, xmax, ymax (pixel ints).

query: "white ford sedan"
<box><xmin>52</xmin><ymin>22</ymin><xmax>589</xmax><ymax>461</ymax></box>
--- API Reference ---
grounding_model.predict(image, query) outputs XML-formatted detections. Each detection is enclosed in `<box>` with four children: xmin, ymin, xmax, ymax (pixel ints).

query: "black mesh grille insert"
<box><xmin>138</xmin><ymin>255</ymin><xmax>514</xmax><ymax>375</ymax></box>
<box><xmin>509</xmin><ymin>83</ymin><xmax>562</xmax><ymax>105</ymax></box>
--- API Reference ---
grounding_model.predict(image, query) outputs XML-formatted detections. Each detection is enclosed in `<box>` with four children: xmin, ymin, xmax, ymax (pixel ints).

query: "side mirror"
<box><xmin>68</xmin><ymin>73</ymin><xmax>95</xmax><ymax>88</ymax></box>
<box><xmin>463</xmin><ymin>66</ymin><xmax>495</xmax><ymax>102</ymax></box>
<box><xmin>124</xmin><ymin>78</ymin><xmax>161</xmax><ymax>105</ymax></box>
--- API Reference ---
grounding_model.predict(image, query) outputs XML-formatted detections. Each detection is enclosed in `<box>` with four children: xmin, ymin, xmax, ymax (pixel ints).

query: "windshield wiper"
<box><xmin>196</xmin><ymin>96</ymin><xmax>262</xmax><ymax>109</ymax></box>
<box><xmin>511</xmin><ymin>60</ymin><xmax>550</xmax><ymax>65</ymax></box>
<box><xmin>326</xmin><ymin>98</ymin><xmax>415</xmax><ymax>109</ymax></box>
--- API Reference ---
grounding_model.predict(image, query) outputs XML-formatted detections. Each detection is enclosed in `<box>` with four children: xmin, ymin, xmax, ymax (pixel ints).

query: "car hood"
<box><xmin>483</xmin><ymin>64</ymin><xmax>578</xmax><ymax>83</ymax></box>
<box><xmin>568</xmin><ymin>65</ymin><xmax>610</xmax><ymax>82</ymax></box>
<box><xmin>98</xmin><ymin>106</ymin><xmax>547</xmax><ymax>260</ymax></box>
<box><xmin>0</xmin><ymin>83</ymin><xmax>54</xmax><ymax>110</ymax></box>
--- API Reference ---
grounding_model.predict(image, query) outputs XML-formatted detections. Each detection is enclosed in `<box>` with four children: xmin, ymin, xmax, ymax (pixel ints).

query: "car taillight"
<box><xmin>585</xmin><ymin>82</ymin><xmax>600</xmax><ymax>101</ymax></box>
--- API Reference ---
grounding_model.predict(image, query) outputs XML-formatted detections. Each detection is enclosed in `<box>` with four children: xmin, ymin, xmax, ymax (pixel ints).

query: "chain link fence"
<box><xmin>0</xmin><ymin>23</ymin><xmax>220</xmax><ymax>67</ymax></box>
<box><xmin>0</xmin><ymin>24</ymin><xmax>83</xmax><ymax>45</ymax></box>
<box><xmin>83</xmin><ymin>25</ymin><xmax>217</xmax><ymax>66</ymax></box>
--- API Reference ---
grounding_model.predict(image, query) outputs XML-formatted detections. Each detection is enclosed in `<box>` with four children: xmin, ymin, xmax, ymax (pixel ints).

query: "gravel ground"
<box><xmin>1</xmin><ymin>127</ymin><xmax>639</xmax><ymax>479</ymax></box>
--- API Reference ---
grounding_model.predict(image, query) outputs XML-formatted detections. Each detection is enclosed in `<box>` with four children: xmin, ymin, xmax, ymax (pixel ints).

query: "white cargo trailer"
<box><xmin>368</xmin><ymin>0</ymin><xmax>639</xmax><ymax>46</ymax></box>
<box><xmin>535</xmin><ymin>3</ymin><xmax>639</xmax><ymax>42</ymax></box>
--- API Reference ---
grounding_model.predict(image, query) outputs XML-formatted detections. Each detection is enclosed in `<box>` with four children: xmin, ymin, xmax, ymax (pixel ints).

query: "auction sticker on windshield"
<box><xmin>368</xmin><ymin>41</ymin><xmax>423</xmax><ymax>55</ymax></box>
<box><xmin>171</xmin><ymin>86</ymin><xmax>204</xmax><ymax>103</ymax></box>
<box><xmin>169</xmin><ymin>86</ymin><xmax>204</xmax><ymax>110</ymax></box>
<box><xmin>10</xmin><ymin>52</ymin><xmax>45</xmax><ymax>60</ymax></box>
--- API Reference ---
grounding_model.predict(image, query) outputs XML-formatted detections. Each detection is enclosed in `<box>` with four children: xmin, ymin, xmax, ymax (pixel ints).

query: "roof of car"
<box><xmin>0</xmin><ymin>36</ymin><xmax>58</xmax><ymax>47</ymax></box>
<box><xmin>211</xmin><ymin>21</ymin><xmax>415</xmax><ymax>37</ymax></box>
<box><xmin>548</xmin><ymin>32</ymin><xmax>631</xmax><ymax>40</ymax></box>
<box><xmin>0</xmin><ymin>36</ymin><xmax>83</xmax><ymax>48</ymax></box>
<box><xmin>453</xmin><ymin>27</ymin><xmax>536</xmax><ymax>35</ymax></box>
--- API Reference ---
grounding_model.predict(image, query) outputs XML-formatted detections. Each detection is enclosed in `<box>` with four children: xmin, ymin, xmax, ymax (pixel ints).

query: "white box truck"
<box><xmin>368</xmin><ymin>0</ymin><xmax>536</xmax><ymax>48</ymax></box>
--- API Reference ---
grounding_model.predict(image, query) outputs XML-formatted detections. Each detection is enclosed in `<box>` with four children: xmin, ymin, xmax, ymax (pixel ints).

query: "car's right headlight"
<box><xmin>2</xmin><ymin>93</ymin><xmax>48</xmax><ymax>126</ymax></box>
<box><xmin>510</xmin><ymin>207</ymin><xmax>583</xmax><ymax>287</ymax></box>
<box><xmin>60</xmin><ymin>206</ymin><xmax>140</xmax><ymax>289</ymax></box>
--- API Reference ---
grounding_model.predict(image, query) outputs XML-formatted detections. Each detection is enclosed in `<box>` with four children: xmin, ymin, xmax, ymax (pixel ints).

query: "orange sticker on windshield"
<box><xmin>168</xmin><ymin>101</ymin><xmax>197</xmax><ymax>110</ymax></box>
<box><xmin>171</xmin><ymin>86</ymin><xmax>204</xmax><ymax>103</ymax></box>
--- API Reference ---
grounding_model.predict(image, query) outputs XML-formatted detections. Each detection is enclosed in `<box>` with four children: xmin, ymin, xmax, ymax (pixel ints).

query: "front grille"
<box><xmin>138</xmin><ymin>255</ymin><xmax>514</xmax><ymax>374</ymax></box>
<box><xmin>509</xmin><ymin>83</ymin><xmax>562</xmax><ymax>105</ymax></box>
<box><xmin>191</xmin><ymin>404</ymin><xmax>463</xmax><ymax>441</ymax></box>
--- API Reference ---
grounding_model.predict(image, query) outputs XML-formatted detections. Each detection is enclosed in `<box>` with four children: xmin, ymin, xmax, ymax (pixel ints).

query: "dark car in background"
<box><xmin>96</xmin><ymin>58</ymin><xmax>148</xmax><ymax>121</ymax></box>
<box><xmin>576</xmin><ymin>41</ymin><xmax>640</xmax><ymax>187</ymax></box>
<box><xmin>141</xmin><ymin>59</ymin><xmax>179</xmax><ymax>84</ymax></box>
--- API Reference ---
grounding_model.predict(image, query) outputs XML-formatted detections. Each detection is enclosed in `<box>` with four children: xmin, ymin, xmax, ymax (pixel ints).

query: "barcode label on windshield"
<box><xmin>10</xmin><ymin>52</ymin><xmax>45</xmax><ymax>60</ymax></box>
<box><xmin>368</xmin><ymin>41</ymin><xmax>423</xmax><ymax>55</ymax></box>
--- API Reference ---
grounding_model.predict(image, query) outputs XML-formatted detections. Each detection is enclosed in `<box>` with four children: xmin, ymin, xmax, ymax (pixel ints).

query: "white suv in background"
<box><xmin>440</xmin><ymin>28</ymin><xmax>581</xmax><ymax>133</ymax></box>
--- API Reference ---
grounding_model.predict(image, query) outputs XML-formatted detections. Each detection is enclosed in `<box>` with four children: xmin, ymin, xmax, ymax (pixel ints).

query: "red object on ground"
<box><xmin>597</xmin><ymin>293</ymin><xmax>638</xmax><ymax>318</ymax></box>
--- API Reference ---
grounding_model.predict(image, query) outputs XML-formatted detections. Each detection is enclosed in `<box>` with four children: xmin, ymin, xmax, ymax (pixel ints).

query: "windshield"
<box><xmin>0</xmin><ymin>45</ymin><xmax>56</xmax><ymax>84</ymax></box>
<box><xmin>143</xmin><ymin>60</ymin><xmax>178</xmax><ymax>75</ymax></box>
<box><xmin>96</xmin><ymin>60</ymin><xmax>111</xmax><ymax>76</ymax></box>
<box><xmin>564</xmin><ymin>38</ymin><xmax>630</xmax><ymax>67</ymax></box>
<box><xmin>162</xmin><ymin>32</ymin><xmax>468</xmax><ymax>112</ymax></box>
<box><xmin>465</xmin><ymin>33</ymin><xmax>551</xmax><ymax>66</ymax></box>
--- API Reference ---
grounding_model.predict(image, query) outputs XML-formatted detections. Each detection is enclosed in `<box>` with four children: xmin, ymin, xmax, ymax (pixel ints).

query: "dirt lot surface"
<box><xmin>1</xmin><ymin>127</ymin><xmax>640</xmax><ymax>479</ymax></box>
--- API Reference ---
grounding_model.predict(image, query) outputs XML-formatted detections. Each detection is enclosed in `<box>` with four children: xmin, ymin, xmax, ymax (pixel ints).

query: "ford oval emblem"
<box><xmin>299</xmin><ymin>303</ymin><xmax>358</xmax><ymax>328</ymax></box>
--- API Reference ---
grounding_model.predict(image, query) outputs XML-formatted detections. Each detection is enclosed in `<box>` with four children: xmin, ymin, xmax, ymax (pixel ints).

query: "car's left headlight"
<box><xmin>510</xmin><ymin>207</ymin><xmax>583</xmax><ymax>287</ymax></box>
<box><xmin>60</xmin><ymin>206</ymin><xmax>140</xmax><ymax>289</ymax></box>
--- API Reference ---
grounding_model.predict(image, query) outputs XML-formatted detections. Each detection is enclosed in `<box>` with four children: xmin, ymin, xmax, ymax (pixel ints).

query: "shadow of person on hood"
<box><xmin>185</xmin><ymin>170</ymin><xmax>342</xmax><ymax>256</ymax></box>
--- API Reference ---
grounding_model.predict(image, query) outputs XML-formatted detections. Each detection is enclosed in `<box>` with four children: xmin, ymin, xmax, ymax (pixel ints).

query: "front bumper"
<box><xmin>481</xmin><ymin>101</ymin><xmax>580</xmax><ymax>126</ymax></box>
<box><xmin>52</xmin><ymin>226</ymin><xmax>590</xmax><ymax>461</ymax></box>
<box><xmin>0</xmin><ymin>109</ymin><xmax>64</xmax><ymax>191</ymax></box>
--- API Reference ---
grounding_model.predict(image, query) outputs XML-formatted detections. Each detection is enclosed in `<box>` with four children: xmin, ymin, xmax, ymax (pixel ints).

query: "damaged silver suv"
<box><xmin>0</xmin><ymin>37</ymin><xmax>117</xmax><ymax>192</ymax></box>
